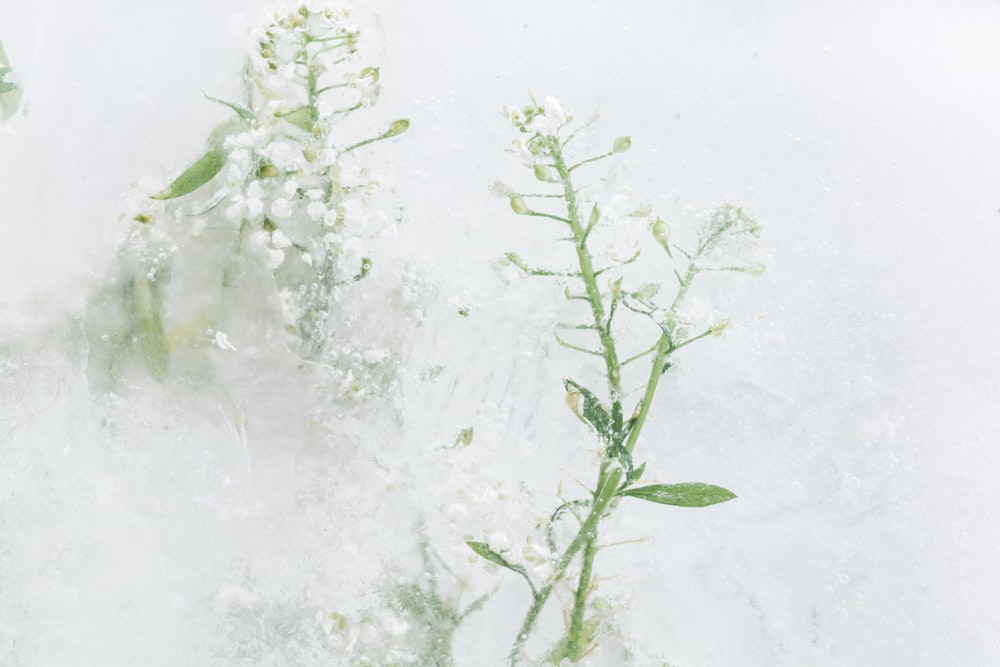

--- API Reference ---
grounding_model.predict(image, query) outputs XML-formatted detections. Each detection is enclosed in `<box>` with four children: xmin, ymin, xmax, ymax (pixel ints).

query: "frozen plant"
<box><xmin>109</xmin><ymin>2</ymin><xmax>408</xmax><ymax>379</ymax></box>
<box><xmin>469</xmin><ymin>95</ymin><xmax>764</xmax><ymax>664</ymax></box>
<box><xmin>0</xmin><ymin>39</ymin><xmax>24</xmax><ymax>124</ymax></box>
<box><xmin>320</xmin><ymin>529</ymin><xmax>494</xmax><ymax>666</ymax></box>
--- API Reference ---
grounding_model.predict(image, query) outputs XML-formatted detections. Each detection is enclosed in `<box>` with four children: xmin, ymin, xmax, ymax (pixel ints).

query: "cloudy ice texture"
<box><xmin>2</xmin><ymin>1</ymin><xmax>1000</xmax><ymax>665</ymax></box>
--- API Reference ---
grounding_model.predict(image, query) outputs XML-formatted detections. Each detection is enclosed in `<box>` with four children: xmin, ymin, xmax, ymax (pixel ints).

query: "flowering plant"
<box><xmin>115</xmin><ymin>2</ymin><xmax>408</xmax><ymax>379</ymax></box>
<box><xmin>0</xmin><ymin>39</ymin><xmax>23</xmax><ymax>123</ymax></box>
<box><xmin>468</xmin><ymin>95</ymin><xmax>764</xmax><ymax>664</ymax></box>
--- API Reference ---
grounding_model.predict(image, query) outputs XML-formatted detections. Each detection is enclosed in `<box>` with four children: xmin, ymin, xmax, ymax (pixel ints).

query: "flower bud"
<box><xmin>609</xmin><ymin>276</ymin><xmax>623</xmax><ymax>297</ymax></box>
<box><xmin>744</xmin><ymin>261</ymin><xmax>766</xmax><ymax>276</ymax></box>
<box><xmin>633</xmin><ymin>282</ymin><xmax>660</xmax><ymax>300</ymax></box>
<box><xmin>710</xmin><ymin>318</ymin><xmax>731</xmax><ymax>337</ymax></box>
<box><xmin>587</xmin><ymin>204</ymin><xmax>600</xmax><ymax>229</ymax></box>
<box><xmin>652</xmin><ymin>217</ymin><xmax>671</xmax><ymax>249</ymax></box>
<box><xmin>565</xmin><ymin>390</ymin><xmax>582</xmax><ymax>416</ymax></box>
<box><xmin>387</xmin><ymin>118</ymin><xmax>409</xmax><ymax>136</ymax></box>
<box><xmin>360</xmin><ymin>66</ymin><xmax>380</xmax><ymax>83</ymax></box>
<box><xmin>533</xmin><ymin>164</ymin><xmax>559</xmax><ymax>183</ymax></box>
<box><xmin>509</xmin><ymin>195</ymin><xmax>530</xmax><ymax>215</ymax></box>
<box><xmin>612</xmin><ymin>136</ymin><xmax>632</xmax><ymax>153</ymax></box>
<box><xmin>630</xmin><ymin>204</ymin><xmax>652</xmax><ymax>218</ymax></box>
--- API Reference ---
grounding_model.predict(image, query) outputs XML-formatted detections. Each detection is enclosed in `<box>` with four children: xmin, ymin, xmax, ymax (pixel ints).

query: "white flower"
<box><xmin>306</xmin><ymin>201</ymin><xmax>328</xmax><ymax>221</ymax></box>
<box><xmin>264</xmin><ymin>141</ymin><xmax>298</xmax><ymax>170</ymax></box>
<box><xmin>270</xmin><ymin>229</ymin><xmax>292</xmax><ymax>249</ymax></box>
<box><xmin>488</xmin><ymin>531</ymin><xmax>511</xmax><ymax>552</ymax></box>
<box><xmin>543</xmin><ymin>96</ymin><xmax>567</xmax><ymax>125</ymax></box>
<box><xmin>504</xmin><ymin>105</ymin><xmax>526</xmax><ymax>126</ymax></box>
<box><xmin>270</xmin><ymin>197</ymin><xmax>293</xmax><ymax>219</ymax></box>
<box><xmin>513</xmin><ymin>139</ymin><xmax>537</xmax><ymax>166</ymax></box>
<box><xmin>224</xmin><ymin>193</ymin><xmax>264</xmax><ymax>223</ymax></box>
<box><xmin>266</xmin><ymin>247</ymin><xmax>286</xmax><ymax>268</ymax></box>
<box><xmin>526</xmin><ymin>113</ymin><xmax>559</xmax><ymax>137</ymax></box>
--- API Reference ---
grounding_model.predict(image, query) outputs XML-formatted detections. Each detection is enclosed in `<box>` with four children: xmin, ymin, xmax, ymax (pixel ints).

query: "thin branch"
<box><xmin>622</xmin><ymin>343</ymin><xmax>658</xmax><ymax>366</ymax></box>
<box><xmin>525</xmin><ymin>210</ymin><xmax>573</xmax><ymax>224</ymax></box>
<box><xmin>316</xmin><ymin>82</ymin><xmax>351</xmax><ymax>94</ymax></box>
<box><xmin>568</xmin><ymin>150</ymin><xmax>614</xmax><ymax>172</ymax></box>
<box><xmin>593</xmin><ymin>249</ymin><xmax>641</xmax><ymax>277</ymax></box>
<box><xmin>554</xmin><ymin>334</ymin><xmax>603</xmax><ymax>357</ymax></box>
<box><xmin>511</xmin><ymin>192</ymin><xmax>564</xmax><ymax>199</ymax></box>
<box><xmin>458</xmin><ymin>589</ymin><xmax>497</xmax><ymax>623</ymax></box>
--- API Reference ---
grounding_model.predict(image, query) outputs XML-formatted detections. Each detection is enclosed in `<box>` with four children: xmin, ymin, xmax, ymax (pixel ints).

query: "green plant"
<box><xmin>467</xmin><ymin>95</ymin><xmax>764</xmax><ymax>664</ymax></box>
<box><xmin>113</xmin><ymin>3</ymin><xmax>408</xmax><ymax>379</ymax></box>
<box><xmin>0</xmin><ymin>39</ymin><xmax>23</xmax><ymax>122</ymax></box>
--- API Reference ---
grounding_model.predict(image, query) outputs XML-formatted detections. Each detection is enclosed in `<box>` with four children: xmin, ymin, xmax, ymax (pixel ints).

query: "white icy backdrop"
<box><xmin>2</xmin><ymin>1</ymin><xmax>1000</xmax><ymax>665</ymax></box>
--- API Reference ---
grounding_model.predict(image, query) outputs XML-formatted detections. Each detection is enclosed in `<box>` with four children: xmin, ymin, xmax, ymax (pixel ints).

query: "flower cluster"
<box><xmin>118</xmin><ymin>3</ymin><xmax>408</xmax><ymax>375</ymax></box>
<box><xmin>0</xmin><ymin>39</ymin><xmax>23</xmax><ymax>124</ymax></box>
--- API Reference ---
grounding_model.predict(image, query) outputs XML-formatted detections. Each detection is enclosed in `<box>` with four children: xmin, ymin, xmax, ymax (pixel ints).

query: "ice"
<box><xmin>2</xmin><ymin>1</ymin><xmax>1000</xmax><ymax>665</ymax></box>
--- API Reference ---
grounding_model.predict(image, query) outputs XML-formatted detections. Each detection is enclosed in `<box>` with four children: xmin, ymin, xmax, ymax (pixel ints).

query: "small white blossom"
<box><xmin>306</xmin><ymin>201</ymin><xmax>328</xmax><ymax>221</ymax></box>
<box><xmin>270</xmin><ymin>197</ymin><xmax>293</xmax><ymax>219</ymax></box>
<box><xmin>270</xmin><ymin>229</ymin><xmax>292</xmax><ymax>249</ymax></box>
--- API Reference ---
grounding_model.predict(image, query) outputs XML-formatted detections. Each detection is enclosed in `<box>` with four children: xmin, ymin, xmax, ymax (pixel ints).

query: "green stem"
<box><xmin>566</xmin><ymin>532</ymin><xmax>598</xmax><ymax>659</ymax></box>
<box><xmin>548</xmin><ymin>137</ymin><xmax>622</xmax><ymax>401</ymax></box>
<box><xmin>508</xmin><ymin>479</ymin><xmax>619</xmax><ymax>665</ymax></box>
<box><xmin>509</xmin><ymin>136</ymin><xmax>633</xmax><ymax>663</ymax></box>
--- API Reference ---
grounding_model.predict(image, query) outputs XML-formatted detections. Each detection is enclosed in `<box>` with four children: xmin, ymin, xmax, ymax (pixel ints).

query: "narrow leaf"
<box><xmin>203</xmin><ymin>93</ymin><xmax>256</xmax><ymax>123</ymax></box>
<box><xmin>150</xmin><ymin>145</ymin><xmax>226</xmax><ymax>200</ymax></box>
<box><xmin>278</xmin><ymin>106</ymin><xmax>313</xmax><ymax>132</ymax></box>
<box><xmin>626</xmin><ymin>461</ymin><xmax>646</xmax><ymax>485</ymax></box>
<box><xmin>609</xmin><ymin>442</ymin><xmax>634</xmax><ymax>479</ymax></box>
<box><xmin>467</xmin><ymin>541</ymin><xmax>528</xmax><ymax>578</ymax></box>
<box><xmin>187</xmin><ymin>187</ymin><xmax>228</xmax><ymax>216</ymax></box>
<box><xmin>618</xmin><ymin>482</ymin><xmax>736</xmax><ymax>508</ymax></box>
<box><xmin>564</xmin><ymin>379</ymin><xmax>611</xmax><ymax>441</ymax></box>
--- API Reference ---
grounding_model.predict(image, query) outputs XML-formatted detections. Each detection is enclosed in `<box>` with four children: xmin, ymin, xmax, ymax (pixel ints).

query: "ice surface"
<box><xmin>2</xmin><ymin>1</ymin><xmax>1000</xmax><ymax>665</ymax></box>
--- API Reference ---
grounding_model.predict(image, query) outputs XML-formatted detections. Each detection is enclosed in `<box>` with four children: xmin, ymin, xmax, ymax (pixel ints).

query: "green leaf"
<box><xmin>618</xmin><ymin>482</ymin><xmax>736</xmax><ymax>507</ymax></box>
<box><xmin>609</xmin><ymin>442</ymin><xmax>634</xmax><ymax>478</ymax></box>
<box><xmin>186</xmin><ymin>187</ymin><xmax>227</xmax><ymax>216</ymax></box>
<box><xmin>564</xmin><ymin>379</ymin><xmax>611</xmax><ymax>441</ymax></box>
<box><xmin>466</xmin><ymin>542</ymin><xmax>529</xmax><ymax>579</ymax></box>
<box><xmin>150</xmin><ymin>145</ymin><xmax>226</xmax><ymax>200</ymax></box>
<box><xmin>626</xmin><ymin>461</ymin><xmax>646</xmax><ymax>485</ymax></box>
<box><xmin>203</xmin><ymin>92</ymin><xmax>256</xmax><ymax>123</ymax></box>
<box><xmin>278</xmin><ymin>106</ymin><xmax>313</xmax><ymax>132</ymax></box>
